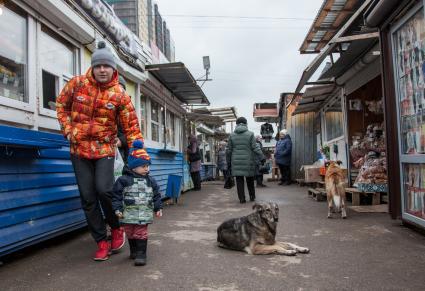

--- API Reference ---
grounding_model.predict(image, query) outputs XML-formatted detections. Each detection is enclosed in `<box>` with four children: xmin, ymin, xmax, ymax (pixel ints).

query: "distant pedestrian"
<box><xmin>187</xmin><ymin>135</ymin><xmax>202</xmax><ymax>191</ymax></box>
<box><xmin>227</xmin><ymin>117</ymin><xmax>265</xmax><ymax>203</ymax></box>
<box><xmin>217</xmin><ymin>141</ymin><xmax>229</xmax><ymax>181</ymax></box>
<box><xmin>255</xmin><ymin>135</ymin><xmax>267</xmax><ymax>187</ymax></box>
<box><xmin>112</xmin><ymin>140</ymin><xmax>163</xmax><ymax>266</ymax></box>
<box><xmin>56</xmin><ymin>41</ymin><xmax>143</xmax><ymax>261</ymax></box>
<box><xmin>275</xmin><ymin>129</ymin><xmax>292</xmax><ymax>185</ymax></box>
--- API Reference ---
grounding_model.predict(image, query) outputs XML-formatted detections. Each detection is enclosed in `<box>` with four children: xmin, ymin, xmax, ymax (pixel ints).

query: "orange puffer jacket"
<box><xmin>56</xmin><ymin>68</ymin><xmax>143</xmax><ymax>159</ymax></box>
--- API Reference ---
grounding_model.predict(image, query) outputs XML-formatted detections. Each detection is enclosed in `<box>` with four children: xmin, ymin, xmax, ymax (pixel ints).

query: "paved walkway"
<box><xmin>1</xmin><ymin>181</ymin><xmax>425</xmax><ymax>290</ymax></box>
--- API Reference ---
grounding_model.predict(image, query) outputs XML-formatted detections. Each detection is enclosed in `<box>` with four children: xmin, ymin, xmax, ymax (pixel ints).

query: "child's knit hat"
<box><xmin>128</xmin><ymin>140</ymin><xmax>151</xmax><ymax>169</ymax></box>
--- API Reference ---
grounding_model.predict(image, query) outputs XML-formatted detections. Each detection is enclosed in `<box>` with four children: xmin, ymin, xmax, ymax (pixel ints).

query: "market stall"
<box><xmin>346</xmin><ymin>75</ymin><xmax>388</xmax><ymax>203</ymax></box>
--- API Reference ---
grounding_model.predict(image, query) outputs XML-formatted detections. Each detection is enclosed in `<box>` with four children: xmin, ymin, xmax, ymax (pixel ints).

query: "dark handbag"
<box><xmin>259</xmin><ymin>163</ymin><xmax>271</xmax><ymax>174</ymax></box>
<box><xmin>188</xmin><ymin>147</ymin><xmax>201</xmax><ymax>162</ymax></box>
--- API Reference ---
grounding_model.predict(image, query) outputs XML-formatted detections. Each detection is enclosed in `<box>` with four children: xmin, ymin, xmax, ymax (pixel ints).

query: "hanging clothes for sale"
<box><xmin>260</xmin><ymin>122</ymin><xmax>274</xmax><ymax>142</ymax></box>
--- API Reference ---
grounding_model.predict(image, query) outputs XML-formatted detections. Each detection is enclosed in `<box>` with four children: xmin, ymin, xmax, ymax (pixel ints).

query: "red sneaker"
<box><xmin>93</xmin><ymin>240</ymin><xmax>110</xmax><ymax>261</ymax></box>
<box><xmin>111</xmin><ymin>227</ymin><xmax>125</xmax><ymax>251</ymax></box>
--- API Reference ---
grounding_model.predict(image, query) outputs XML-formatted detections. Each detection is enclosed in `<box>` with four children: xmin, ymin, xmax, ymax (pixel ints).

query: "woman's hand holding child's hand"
<box><xmin>115</xmin><ymin>210</ymin><xmax>123</xmax><ymax>218</ymax></box>
<box><xmin>155</xmin><ymin>209</ymin><xmax>163</xmax><ymax>218</ymax></box>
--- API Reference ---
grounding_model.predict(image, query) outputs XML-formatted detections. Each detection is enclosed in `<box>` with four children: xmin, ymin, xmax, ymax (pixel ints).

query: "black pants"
<box><xmin>191</xmin><ymin>171</ymin><xmax>201</xmax><ymax>190</ymax></box>
<box><xmin>235</xmin><ymin>176</ymin><xmax>255</xmax><ymax>202</ymax></box>
<box><xmin>71</xmin><ymin>155</ymin><xmax>120</xmax><ymax>242</ymax></box>
<box><xmin>221</xmin><ymin>169</ymin><xmax>230</xmax><ymax>181</ymax></box>
<box><xmin>256</xmin><ymin>174</ymin><xmax>264</xmax><ymax>185</ymax></box>
<box><xmin>278</xmin><ymin>164</ymin><xmax>291</xmax><ymax>184</ymax></box>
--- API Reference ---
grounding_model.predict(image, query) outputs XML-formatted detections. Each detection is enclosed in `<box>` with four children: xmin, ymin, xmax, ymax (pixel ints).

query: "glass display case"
<box><xmin>392</xmin><ymin>3</ymin><xmax>425</xmax><ymax>226</ymax></box>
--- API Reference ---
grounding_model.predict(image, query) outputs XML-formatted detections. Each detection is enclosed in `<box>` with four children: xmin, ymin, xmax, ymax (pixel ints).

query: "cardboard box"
<box><xmin>302</xmin><ymin>165</ymin><xmax>322</xmax><ymax>182</ymax></box>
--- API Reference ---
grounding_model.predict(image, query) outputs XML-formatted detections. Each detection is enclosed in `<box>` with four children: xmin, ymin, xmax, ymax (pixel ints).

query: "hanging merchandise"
<box><xmin>365</xmin><ymin>99</ymin><xmax>384</xmax><ymax>114</ymax></box>
<box><xmin>260</xmin><ymin>122</ymin><xmax>274</xmax><ymax>142</ymax></box>
<box><xmin>350</xmin><ymin>123</ymin><xmax>386</xmax><ymax>163</ymax></box>
<box><xmin>350</xmin><ymin>121</ymin><xmax>388</xmax><ymax>192</ymax></box>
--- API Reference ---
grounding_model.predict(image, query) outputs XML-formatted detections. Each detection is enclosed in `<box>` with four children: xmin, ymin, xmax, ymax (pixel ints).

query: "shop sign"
<box><xmin>77</xmin><ymin>0</ymin><xmax>138</xmax><ymax>59</ymax></box>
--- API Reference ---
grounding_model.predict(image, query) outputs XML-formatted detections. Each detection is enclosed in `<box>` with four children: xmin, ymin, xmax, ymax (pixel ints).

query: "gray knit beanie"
<box><xmin>91</xmin><ymin>41</ymin><xmax>116</xmax><ymax>69</ymax></box>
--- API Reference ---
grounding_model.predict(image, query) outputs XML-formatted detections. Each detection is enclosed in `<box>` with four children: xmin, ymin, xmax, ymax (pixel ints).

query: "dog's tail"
<box><xmin>333</xmin><ymin>194</ymin><xmax>341</xmax><ymax>211</ymax></box>
<box><xmin>330</xmin><ymin>179</ymin><xmax>344</xmax><ymax>211</ymax></box>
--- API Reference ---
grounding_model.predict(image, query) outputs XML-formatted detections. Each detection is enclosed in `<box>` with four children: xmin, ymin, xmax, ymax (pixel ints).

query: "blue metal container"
<box><xmin>0</xmin><ymin>125</ymin><xmax>185</xmax><ymax>257</ymax></box>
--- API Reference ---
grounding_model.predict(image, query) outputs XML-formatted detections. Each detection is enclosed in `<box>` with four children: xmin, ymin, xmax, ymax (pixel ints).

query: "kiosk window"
<box><xmin>0</xmin><ymin>3</ymin><xmax>27</xmax><ymax>102</ymax></box>
<box><xmin>39</xmin><ymin>26</ymin><xmax>76</xmax><ymax>110</ymax></box>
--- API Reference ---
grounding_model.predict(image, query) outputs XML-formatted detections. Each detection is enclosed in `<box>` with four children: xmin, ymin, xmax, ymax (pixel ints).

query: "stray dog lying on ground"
<box><xmin>325</xmin><ymin>161</ymin><xmax>347</xmax><ymax>219</ymax></box>
<box><xmin>216</xmin><ymin>202</ymin><xmax>309</xmax><ymax>256</ymax></box>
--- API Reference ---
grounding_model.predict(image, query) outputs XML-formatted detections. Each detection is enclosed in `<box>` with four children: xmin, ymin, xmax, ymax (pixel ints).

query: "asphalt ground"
<box><xmin>1</xmin><ymin>181</ymin><xmax>425</xmax><ymax>291</ymax></box>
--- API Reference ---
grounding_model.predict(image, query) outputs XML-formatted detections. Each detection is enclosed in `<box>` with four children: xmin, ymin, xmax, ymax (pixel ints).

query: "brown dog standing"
<box><xmin>325</xmin><ymin>161</ymin><xmax>347</xmax><ymax>219</ymax></box>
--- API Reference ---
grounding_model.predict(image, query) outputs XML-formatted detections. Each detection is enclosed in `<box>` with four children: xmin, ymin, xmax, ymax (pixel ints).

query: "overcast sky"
<box><xmin>157</xmin><ymin>0</ymin><xmax>322</xmax><ymax>135</ymax></box>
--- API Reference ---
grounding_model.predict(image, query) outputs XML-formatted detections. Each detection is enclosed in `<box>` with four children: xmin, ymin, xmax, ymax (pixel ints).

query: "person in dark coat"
<box><xmin>255</xmin><ymin>135</ymin><xmax>267</xmax><ymax>187</ymax></box>
<box><xmin>187</xmin><ymin>135</ymin><xmax>202</xmax><ymax>190</ymax></box>
<box><xmin>217</xmin><ymin>141</ymin><xmax>229</xmax><ymax>181</ymax></box>
<box><xmin>274</xmin><ymin>129</ymin><xmax>292</xmax><ymax>185</ymax></box>
<box><xmin>227</xmin><ymin>117</ymin><xmax>265</xmax><ymax>203</ymax></box>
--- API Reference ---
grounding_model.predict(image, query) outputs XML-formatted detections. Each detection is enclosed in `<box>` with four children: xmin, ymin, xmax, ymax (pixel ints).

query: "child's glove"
<box><xmin>115</xmin><ymin>210</ymin><xmax>123</xmax><ymax>218</ymax></box>
<box><xmin>155</xmin><ymin>209</ymin><xmax>163</xmax><ymax>218</ymax></box>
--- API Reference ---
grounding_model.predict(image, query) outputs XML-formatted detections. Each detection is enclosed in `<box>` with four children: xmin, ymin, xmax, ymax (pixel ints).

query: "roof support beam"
<box><xmin>294</xmin><ymin>0</ymin><xmax>373</xmax><ymax>94</ymax></box>
<box><xmin>330</xmin><ymin>31</ymin><xmax>379</xmax><ymax>43</ymax></box>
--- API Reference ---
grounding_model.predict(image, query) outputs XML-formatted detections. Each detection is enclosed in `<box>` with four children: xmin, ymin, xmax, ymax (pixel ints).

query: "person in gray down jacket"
<box><xmin>227</xmin><ymin>117</ymin><xmax>265</xmax><ymax>203</ymax></box>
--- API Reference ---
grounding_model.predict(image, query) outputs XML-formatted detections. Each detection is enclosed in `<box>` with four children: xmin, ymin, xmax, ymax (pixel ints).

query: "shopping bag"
<box><xmin>114</xmin><ymin>150</ymin><xmax>125</xmax><ymax>181</ymax></box>
<box><xmin>259</xmin><ymin>162</ymin><xmax>271</xmax><ymax>174</ymax></box>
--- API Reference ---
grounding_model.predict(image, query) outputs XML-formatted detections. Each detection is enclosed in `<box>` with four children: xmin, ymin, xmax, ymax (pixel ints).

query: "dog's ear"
<box><xmin>336</xmin><ymin>160</ymin><xmax>343</xmax><ymax>165</ymax></box>
<box><xmin>252</xmin><ymin>203</ymin><xmax>264</xmax><ymax>212</ymax></box>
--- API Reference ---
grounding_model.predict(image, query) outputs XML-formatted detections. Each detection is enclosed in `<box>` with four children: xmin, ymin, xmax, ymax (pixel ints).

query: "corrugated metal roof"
<box><xmin>299</xmin><ymin>0</ymin><xmax>362</xmax><ymax>54</ymax></box>
<box><xmin>146</xmin><ymin>62</ymin><xmax>210</xmax><ymax>105</ymax></box>
<box><xmin>292</xmin><ymin>85</ymin><xmax>336</xmax><ymax>115</ymax></box>
<box><xmin>193</xmin><ymin>107</ymin><xmax>237</xmax><ymax>122</ymax></box>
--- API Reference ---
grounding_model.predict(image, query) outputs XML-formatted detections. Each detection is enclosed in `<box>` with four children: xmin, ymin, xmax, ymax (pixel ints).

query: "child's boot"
<box><xmin>134</xmin><ymin>239</ymin><xmax>147</xmax><ymax>266</ymax></box>
<box><xmin>128</xmin><ymin>239</ymin><xmax>136</xmax><ymax>259</ymax></box>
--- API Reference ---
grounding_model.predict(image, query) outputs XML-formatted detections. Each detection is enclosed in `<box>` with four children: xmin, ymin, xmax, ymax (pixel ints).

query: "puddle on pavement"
<box><xmin>197</xmin><ymin>283</ymin><xmax>240</xmax><ymax>291</ymax></box>
<box><xmin>299</xmin><ymin>272</ymin><xmax>311</xmax><ymax>278</ymax></box>
<box><xmin>144</xmin><ymin>270</ymin><xmax>164</xmax><ymax>280</ymax></box>
<box><xmin>339</xmin><ymin>233</ymin><xmax>360</xmax><ymax>242</ymax></box>
<box><xmin>312</xmin><ymin>229</ymin><xmax>331</xmax><ymax>236</ymax></box>
<box><xmin>247</xmin><ymin>266</ymin><xmax>285</xmax><ymax>278</ymax></box>
<box><xmin>149</xmin><ymin>239</ymin><xmax>162</xmax><ymax>246</ymax></box>
<box><xmin>359</xmin><ymin>225</ymin><xmax>392</xmax><ymax>236</ymax></box>
<box><xmin>172</xmin><ymin>220</ymin><xmax>211</xmax><ymax>228</ymax></box>
<box><xmin>267</xmin><ymin>255</ymin><xmax>302</xmax><ymax>267</ymax></box>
